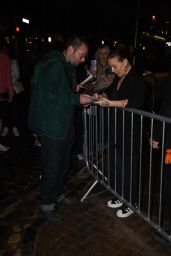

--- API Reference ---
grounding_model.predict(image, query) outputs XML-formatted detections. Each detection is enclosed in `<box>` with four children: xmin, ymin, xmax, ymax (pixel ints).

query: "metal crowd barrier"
<box><xmin>81</xmin><ymin>105</ymin><xmax>171</xmax><ymax>242</ymax></box>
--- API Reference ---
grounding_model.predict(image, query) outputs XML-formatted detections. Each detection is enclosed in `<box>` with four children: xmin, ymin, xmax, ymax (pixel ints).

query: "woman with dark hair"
<box><xmin>95</xmin><ymin>44</ymin><xmax>146</xmax><ymax>218</ymax></box>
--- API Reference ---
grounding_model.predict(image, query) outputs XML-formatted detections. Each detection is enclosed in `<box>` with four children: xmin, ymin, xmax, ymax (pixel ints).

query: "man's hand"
<box><xmin>80</xmin><ymin>94</ymin><xmax>93</xmax><ymax>105</ymax></box>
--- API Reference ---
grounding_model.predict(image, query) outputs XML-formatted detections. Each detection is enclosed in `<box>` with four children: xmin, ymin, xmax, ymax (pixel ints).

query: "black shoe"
<box><xmin>57</xmin><ymin>194</ymin><xmax>76</xmax><ymax>207</ymax></box>
<box><xmin>39</xmin><ymin>209</ymin><xmax>63</xmax><ymax>223</ymax></box>
<box><xmin>152</xmin><ymin>230</ymin><xmax>171</xmax><ymax>247</ymax></box>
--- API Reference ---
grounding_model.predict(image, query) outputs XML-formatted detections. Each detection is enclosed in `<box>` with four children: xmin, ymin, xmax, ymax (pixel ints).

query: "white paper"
<box><xmin>80</xmin><ymin>74</ymin><xmax>94</xmax><ymax>86</ymax></box>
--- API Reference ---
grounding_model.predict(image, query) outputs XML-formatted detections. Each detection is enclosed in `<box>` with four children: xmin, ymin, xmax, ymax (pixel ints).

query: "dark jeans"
<box><xmin>0</xmin><ymin>99</ymin><xmax>8</xmax><ymax>120</ymax></box>
<box><xmin>73</xmin><ymin>108</ymin><xmax>84</xmax><ymax>156</ymax></box>
<box><xmin>7</xmin><ymin>94</ymin><xmax>22</xmax><ymax>129</ymax></box>
<box><xmin>40</xmin><ymin>126</ymin><xmax>75</xmax><ymax>205</ymax></box>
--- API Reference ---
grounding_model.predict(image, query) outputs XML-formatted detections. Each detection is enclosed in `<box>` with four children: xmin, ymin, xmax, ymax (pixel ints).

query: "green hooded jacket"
<box><xmin>28</xmin><ymin>50</ymin><xmax>80</xmax><ymax>139</ymax></box>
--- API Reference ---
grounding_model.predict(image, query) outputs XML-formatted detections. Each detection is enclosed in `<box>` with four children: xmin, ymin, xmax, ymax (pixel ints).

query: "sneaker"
<box><xmin>34</xmin><ymin>139</ymin><xmax>41</xmax><ymax>147</ymax></box>
<box><xmin>39</xmin><ymin>209</ymin><xmax>63</xmax><ymax>223</ymax></box>
<box><xmin>107</xmin><ymin>197</ymin><xmax>123</xmax><ymax>208</ymax></box>
<box><xmin>77</xmin><ymin>154</ymin><xmax>84</xmax><ymax>160</ymax></box>
<box><xmin>152</xmin><ymin>230</ymin><xmax>171</xmax><ymax>247</ymax></box>
<box><xmin>0</xmin><ymin>143</ymin><xmax>10</xmax><ymax>152</ymax></box>
<box><xmin>57</xmin><ymin>193</ymin><xmax>76</xmax><ymax>207</ymax></box>
<box><xmin>1</xmin><ymin>127</ymin><xmax>8</xmax><ymax>137</ymax></box>
<box><xmin>12</xmin><ymin>127</ymin><xmax>20</xmax><ymax>136</ymax></box>
<box><xmin>116</xmin><ymin>204</ymin><xmax>133</xmax><ymax>218</ymax></box>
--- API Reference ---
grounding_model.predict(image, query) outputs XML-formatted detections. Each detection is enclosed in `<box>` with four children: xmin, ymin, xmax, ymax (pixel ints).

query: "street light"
<box><xmin>22</xmin><ymin>18</ymin><xmax>29</xmax><ymax>24</ymax></box>
<box><xmin>15</xmin><ymin>26</ymin><xmax>21</xmax><ymax>33</ymax></box>
<box><xmin>152</xmin><ymin>15</ymin><xmax>157</xmax><ymax>23</ymax></box>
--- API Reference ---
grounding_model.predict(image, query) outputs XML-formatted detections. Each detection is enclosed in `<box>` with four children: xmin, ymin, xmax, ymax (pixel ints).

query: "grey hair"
<box><xmin>94</xmin><ymin>45</ymin><xmax>111</xmax><ymax>60</ymax></box>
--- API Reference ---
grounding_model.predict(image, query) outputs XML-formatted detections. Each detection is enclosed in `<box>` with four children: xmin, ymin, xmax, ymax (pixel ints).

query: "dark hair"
<box><xmin>109</xmin><ymin>44</ymin><xmax>133</xmax><ymax>63</ymax></box>
<box><xmin>64</xmin><ymin>35</ymin><xmax>88</xmax><ymax>51</ymax></box>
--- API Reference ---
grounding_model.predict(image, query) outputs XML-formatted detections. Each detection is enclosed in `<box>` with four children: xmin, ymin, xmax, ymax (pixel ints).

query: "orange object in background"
<box><xmin>165</xmin><ymin>149</ymin><xmax>171</xmax><ymax>164</ymax></box>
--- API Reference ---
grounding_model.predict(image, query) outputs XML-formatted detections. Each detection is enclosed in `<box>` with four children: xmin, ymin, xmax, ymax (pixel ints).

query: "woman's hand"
<box><xmin>93</xmin><ymin>98</ymin><xmax>110</xmax><ymax>107</ymax></box>
<box><xmin>94</xmin><ymin>98</ymin><xmax>128</xmax><ymax>108</ymax></box>
<box><xmin>120</xmin><ymin>99</ymin><xmax>128</xmax><ymax>107</ymax></box>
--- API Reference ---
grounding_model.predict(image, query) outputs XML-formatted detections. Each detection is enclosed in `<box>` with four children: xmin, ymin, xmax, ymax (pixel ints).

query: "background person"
<box><xmin>150</xmin><ymin>65</ymin><xmax>171</xmax><ymax>245</ymax></box>
<box><xmin>0</xmin><ymin>41</ymin><xmax>13</xmax><ymax>151</ymax></box>
<box><xmin>1</xmin><ymin>45</ymin><xmax>22</xmax><ymax>138</ymax></box>
<box><xmin>92</xmin><ymin>44</ymin><xmax>115</xmax><ymax>92</ymax></box>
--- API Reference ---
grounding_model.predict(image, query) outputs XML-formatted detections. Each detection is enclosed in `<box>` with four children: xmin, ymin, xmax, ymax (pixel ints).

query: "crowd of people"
<box><xmin>1</xmin><ymin>33</ymin><xmax>171</xmax><ymax>246</ymax></box>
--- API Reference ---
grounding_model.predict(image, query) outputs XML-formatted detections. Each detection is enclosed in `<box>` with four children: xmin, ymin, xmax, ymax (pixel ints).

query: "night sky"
<box><xmin>1</xmin><ymin>0</ymin><xmax>171</xmax><ymax>43</ymax></box>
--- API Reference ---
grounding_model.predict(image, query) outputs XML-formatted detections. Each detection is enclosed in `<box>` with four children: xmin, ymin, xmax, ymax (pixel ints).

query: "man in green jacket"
<box><xmin>28</xmin><ymin>35</ymin><xmax>92</xmax><ymax>221</ymax></box>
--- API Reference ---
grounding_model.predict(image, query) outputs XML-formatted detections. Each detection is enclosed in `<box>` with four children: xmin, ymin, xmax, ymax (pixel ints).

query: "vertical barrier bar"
<box><xmin>101</xmin><ymin>108</ymin><xmax>104</xmax><ymax>183</ymax></box>
<box><xmin>83</xmin><ymin>108</ymin><xmax>88</xmax><ymax>163</ymax></box>
<box><xmin>114</xmin><ymin>108</ymin><xmax>117</xmax><ymax>191</ymax></box>
<box><xmin>138</xmin><ymin>114</ymin><xmax>143</xmax><ymax>210</ymax></box>
<box><xmin>121</xmin><ymin>110</ymin><xmax>125</xmax><ymax>198</ymax></box>
<box><xmin>148</xmin><ymin>118</ymin><xmax>154</xmax><ymax>219</ymax></box>
<box><xmin>158</xmin><ymin>122</ymin><xmax>165</xmax><ymax>228</ymax></box>
<box><xmin>130</xmin><ymin>112</ymin><xmax>134</xmax><ymax>203</ymax></box>
<box><xmin>107</xmin><ymin>107</ymin><xmax>110</xmax><ymax>187</ymax></box>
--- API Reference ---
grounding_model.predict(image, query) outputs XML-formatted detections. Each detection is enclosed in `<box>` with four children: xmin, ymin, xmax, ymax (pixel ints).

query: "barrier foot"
<box><xmin>80</xmin><ymin>179</ymin><xmax>107</xmax><ymax>202</ymax></box>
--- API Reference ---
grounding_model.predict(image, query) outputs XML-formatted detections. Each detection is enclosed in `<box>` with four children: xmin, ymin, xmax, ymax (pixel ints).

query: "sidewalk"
<box><xmin>0</xmin><ymin>136</ymin><xmax>171</xmax><ymax>256</ymax></box>
<box><xmin>35</xmin><ymin>193</ymin><xmax>171</xmax><ymax>256</ymax></box>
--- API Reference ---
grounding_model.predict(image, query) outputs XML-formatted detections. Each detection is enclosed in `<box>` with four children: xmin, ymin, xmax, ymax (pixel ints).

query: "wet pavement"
<box><xmin>1</xmin><ymin>130</ymin><xmax>171</xmax><ymax>256</ymax></box>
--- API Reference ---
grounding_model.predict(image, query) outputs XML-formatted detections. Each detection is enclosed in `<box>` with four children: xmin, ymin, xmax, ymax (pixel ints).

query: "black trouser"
<box><xmin>6</xmin><ymin>94</ymin><xmax>21</xmax><ymax>129</ymax></box>
<box><xmin>110</xmin><ymin>149</ymin><xmax>139</xmax><ymax>204</ymax></box>
<box><xmin>40</xmin><ymin>126</ymin><xmax>75</xmax><ymax>205</ymax></box>
<box><xmin>0</xmin><ymin>99</ymin><xmax>8</xmax><ymax>142</ymax></box>
<box><xmin>0</xmin><ymin>98</ymin><xmax>8</xmax><ymax>121</ymax></box>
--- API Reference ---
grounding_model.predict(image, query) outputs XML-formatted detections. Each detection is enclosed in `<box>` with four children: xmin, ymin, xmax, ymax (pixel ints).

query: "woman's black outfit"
<box><xmin>105</xmin><ymin>68</ymin><xmax>146</xmax><ymax>204</ymax></box>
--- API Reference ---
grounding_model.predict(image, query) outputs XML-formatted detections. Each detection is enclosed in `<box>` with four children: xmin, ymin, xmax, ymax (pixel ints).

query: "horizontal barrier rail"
<box><xmin>82</xmin><ymin>105</ymin><xmax>171</xmax><ymax>242</ymax></box>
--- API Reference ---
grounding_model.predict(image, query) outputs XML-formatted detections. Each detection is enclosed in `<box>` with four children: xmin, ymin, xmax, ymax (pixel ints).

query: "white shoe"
<box><xmin>1</xmin><ymin>127</ymin><xmax>8</xmax><ymax>137</ymax></box>
<box><xmin>107</xmin><ymin>198</ymin><xmax>123</xmax><ymax>208</ymax></box>
<box><xmin>116</xmin><ymin>204</ymin><xmax>133</xmax><ymax>218</ymax></box>
<box><xmin>0</xmin><ymin>143</ymin><xmax>10</xmax><ymax>152</ymax></box>
<box><xmin>12</xmin><ymin>127</ymin><xmax>20</xmax><ymax>136</ymax></box>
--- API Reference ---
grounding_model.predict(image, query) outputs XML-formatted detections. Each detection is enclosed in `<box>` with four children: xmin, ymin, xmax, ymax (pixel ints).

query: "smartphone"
<box><xmin>90</xmin><ymin>60</ymin><xmax>97</xmax><ymax>73</ymax></box>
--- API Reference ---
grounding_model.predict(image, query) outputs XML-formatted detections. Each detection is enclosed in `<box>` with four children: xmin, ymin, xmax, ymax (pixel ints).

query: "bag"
<box><xmin>13</xmin><ymin>81</ymin><xmax>24</xmax><ymax>94</ymax></box>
